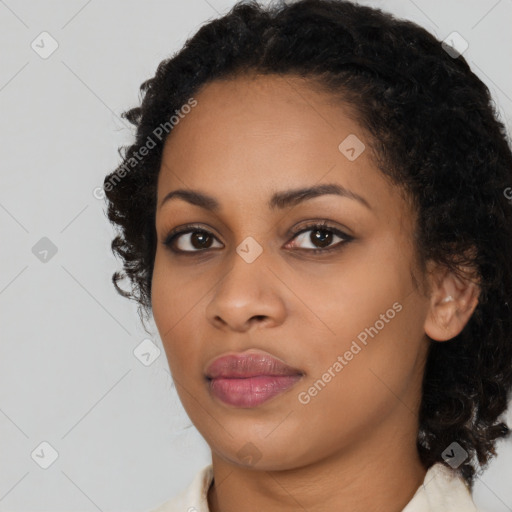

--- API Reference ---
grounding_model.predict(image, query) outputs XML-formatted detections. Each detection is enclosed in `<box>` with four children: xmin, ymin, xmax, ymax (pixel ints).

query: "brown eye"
<box><xmin>164</xmin><ymin>227</ymin><xmax>223</xmax><ymax>253</ymax></box>
<box><xmin>163</xmin><ymin>222</ymin><xmax>353</xmax><ymax>255</ymax></box>
<box><xmin>287</xmin><ymin>223</ymin><xmax>352</xmax><ymax>253</ymax></box>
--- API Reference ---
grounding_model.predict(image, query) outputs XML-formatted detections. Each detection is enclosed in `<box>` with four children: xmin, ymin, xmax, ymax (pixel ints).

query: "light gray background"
<box><xmin>1</xmin><ymin>0</ymin><xmax>511</xmax><ymax>511</ymax></box>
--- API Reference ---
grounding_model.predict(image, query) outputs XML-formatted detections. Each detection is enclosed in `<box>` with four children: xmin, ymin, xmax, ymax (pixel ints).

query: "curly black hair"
<box><xmin>103</xmin><ymin>0</ymin><xmax>512</xmax><ymax>489</ymax></box>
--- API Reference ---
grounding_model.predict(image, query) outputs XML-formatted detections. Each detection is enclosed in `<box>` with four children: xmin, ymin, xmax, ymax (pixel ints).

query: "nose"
<box><xmin>205</xmin><ymin>248</ymin><xmax>287</xmax><ymax>332</ymax></box>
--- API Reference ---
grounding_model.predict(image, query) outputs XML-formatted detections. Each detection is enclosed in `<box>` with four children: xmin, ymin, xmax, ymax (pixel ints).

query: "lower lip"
<box><xmin>208</xmin><ymin>375</ymin><xmax>303</xmax><ymax>407</ymax></box>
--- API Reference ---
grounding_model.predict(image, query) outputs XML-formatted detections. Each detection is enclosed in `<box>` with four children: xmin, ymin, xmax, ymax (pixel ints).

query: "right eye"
<box><xmin>163</xmin><ymin>225</ymin><xmax>223</xmax><ymax>254</ymax></box>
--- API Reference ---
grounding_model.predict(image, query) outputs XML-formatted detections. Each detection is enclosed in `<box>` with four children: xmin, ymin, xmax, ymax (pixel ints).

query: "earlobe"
<box><xmin>424</xmin><ymin>264</ymin><xmax>480</xmax><ymax>342</ymax></box>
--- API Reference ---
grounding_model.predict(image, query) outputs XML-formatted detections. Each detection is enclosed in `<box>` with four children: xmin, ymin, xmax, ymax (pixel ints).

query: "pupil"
<box><xmin>192</xmin><ymin>232</ymin><xmax>211</xmax><ymax>249</ymax></box>
<box><xmin>188</xmin><ymin>229</ymin><xmax>333</xmax><ymax>250</ymax></box>
<box><xmin>313</xmin><ymin>229</ymin><xmax>332</xmax><ymax>248</ymax></box>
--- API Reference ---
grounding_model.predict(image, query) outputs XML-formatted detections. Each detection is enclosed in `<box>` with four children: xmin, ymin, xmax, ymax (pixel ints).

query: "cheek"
<box><xmin>288</xmin><ymin>301</ymin><xmax>426</xmax><ymax>460</ymax></box>
<box><xmin>151</xmin><ymin>250</ymin><xmax>200</xmax><ymax>331</ymax></box>
<box><xmin>151</xmin><ymin>251</ymin><xmax>216</xmax><ymax>384</ymax></box>
<box><xmin>151</xmin><ymin>255</ymin><xmax>175</xmax><ymax>338</ymax></box>
<box><xmin>297</xmin><ymin>298</ymin><xmax>422</xmax><ymax>400</ymax></box>
<box><xmin>287</xmin><ymin>245</ymin><xmax>412</xmax><ymax>348</ymax></box>
<box><xmin>151</xmin><ymin>253</ymin><xmax>194</xmax><ymax>364</ymax></box>
<box><xmin>290</xmin><ymin>241</ymin><xmax>425</xmax><ymax>409</ymax></box>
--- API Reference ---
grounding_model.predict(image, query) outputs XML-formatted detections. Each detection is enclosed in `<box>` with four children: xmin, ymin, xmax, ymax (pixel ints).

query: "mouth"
<box><xmin>205</xmin><ymin>350</ymin><xmax>305</xmax><ymax>408</ymax></box>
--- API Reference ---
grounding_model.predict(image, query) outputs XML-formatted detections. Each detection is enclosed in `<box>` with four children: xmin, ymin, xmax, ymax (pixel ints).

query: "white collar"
<box><xmin>150</xmin><ymin>461</ymin><xmax>479</xmax><ymax>512</ymax></box>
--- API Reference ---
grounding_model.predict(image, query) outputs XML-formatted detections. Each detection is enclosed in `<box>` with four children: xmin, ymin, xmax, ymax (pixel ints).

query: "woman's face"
<box><xmin>151</xmin><ymin>74</ymin><xmax>431</xmax><ymax>470</ymax></box>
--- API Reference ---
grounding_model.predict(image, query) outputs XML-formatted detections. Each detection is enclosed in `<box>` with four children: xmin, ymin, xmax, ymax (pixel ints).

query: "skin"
<box><xmin>151</xmin><ymin>73</ymin><xmax>479</xmax><ymax>512</ymax></box>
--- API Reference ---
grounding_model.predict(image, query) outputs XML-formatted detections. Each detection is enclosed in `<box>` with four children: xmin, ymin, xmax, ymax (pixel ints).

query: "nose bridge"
<box><xmin>205</xmin><ymin>236</ymin><xmax>285</xmax><ymax>330</ymax></box>
<box><xmin>219</xmin><ymin>235</ymin><xmax>270</xmax><ymax>304</ymax></box>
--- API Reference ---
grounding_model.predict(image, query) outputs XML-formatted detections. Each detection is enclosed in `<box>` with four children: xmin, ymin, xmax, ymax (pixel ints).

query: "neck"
<box><xmin>207</xmin><ymin>422</ymin><xmax>427</xmax><ymax>512</ymax></box>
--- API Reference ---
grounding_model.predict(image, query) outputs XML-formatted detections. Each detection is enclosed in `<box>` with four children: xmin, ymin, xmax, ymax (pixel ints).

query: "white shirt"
<box><xmin>150</xmin><ymin>462</ymin><xmax>480</xmax><ymax>512</ymax></box>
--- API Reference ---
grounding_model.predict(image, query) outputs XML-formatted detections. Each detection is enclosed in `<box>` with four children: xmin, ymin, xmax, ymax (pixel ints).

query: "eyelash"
<box><xmin>162</xmin><ymin>220</ymin><xmax>353</xmax><ymax>255</ymax></box>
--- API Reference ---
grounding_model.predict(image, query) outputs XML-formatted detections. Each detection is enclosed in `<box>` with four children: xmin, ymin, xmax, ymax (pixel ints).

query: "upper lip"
<box><xmin>205</xmin><ymin>349</ymin><xmax>304</xmax><ymax>379</ymax></box>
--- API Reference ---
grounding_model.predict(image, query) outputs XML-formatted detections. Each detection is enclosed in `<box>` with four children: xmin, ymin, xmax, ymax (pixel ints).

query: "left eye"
<box><xmin>163</xmin><ymin>223</ymin><xmax>352</xmax><ymax>254</ymax></box>
<box><xmin>287</xmin><ymin>224</ymin><xmax>351</xmax><ymax>252</ymax></box>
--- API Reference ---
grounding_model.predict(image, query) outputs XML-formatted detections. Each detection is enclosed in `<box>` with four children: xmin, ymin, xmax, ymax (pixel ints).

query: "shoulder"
<box><xmin>148</xmin><ymin>464</ymin><xmax>213</xmax><ymax>512</ymax></box>
<box><xmin>402</xmin><ymin>462</ymin><xmax>481</xmax><ymax>512</ymax></box>
<box><xmin>148</xmin><ymin>461</ymin><xmax>481</xmax><ymax>512</ymax></box>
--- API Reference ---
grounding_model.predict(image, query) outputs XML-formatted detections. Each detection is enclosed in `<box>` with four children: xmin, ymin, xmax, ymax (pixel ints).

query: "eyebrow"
<box><xmin>159</xmin><ymin>183</ymin><xmax>372</xmax><ymax>212</ymax></box>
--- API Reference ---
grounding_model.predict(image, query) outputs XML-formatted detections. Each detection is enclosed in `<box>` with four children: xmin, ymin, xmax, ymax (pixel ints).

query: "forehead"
<box><xmin>156</xmin><ymin>73</ymin><xmax>408</xmax><ymax>223</ymax></box>
<box><xmin>163</xmin><ymin>72</ymin><xmax>360</xmax><ymax>147</ymax></box>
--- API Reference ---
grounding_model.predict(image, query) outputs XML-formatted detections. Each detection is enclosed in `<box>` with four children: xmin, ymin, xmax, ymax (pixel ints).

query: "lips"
<box><xmin>205</xmin><ymin>350</ymin><xmax>304</xmax><ymax>379</ymax></box>
<box><xmin>205</xmin><ymin>350</ymin><xmax>304</xmax><ymax>408</ymax></box>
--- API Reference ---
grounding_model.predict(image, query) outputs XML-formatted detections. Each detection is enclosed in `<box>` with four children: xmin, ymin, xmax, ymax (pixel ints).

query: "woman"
<box><xmin>103</xmin><ymin>1</ymin><xmax>512</xmax><ymax>510</ymax></box>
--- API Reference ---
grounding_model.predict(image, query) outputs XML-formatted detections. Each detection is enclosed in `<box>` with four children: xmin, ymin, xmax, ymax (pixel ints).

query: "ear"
<box><xmin>424</xmin><ymin>262</ymin><xmax>480</xmax><ymax>342</ymax></box>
